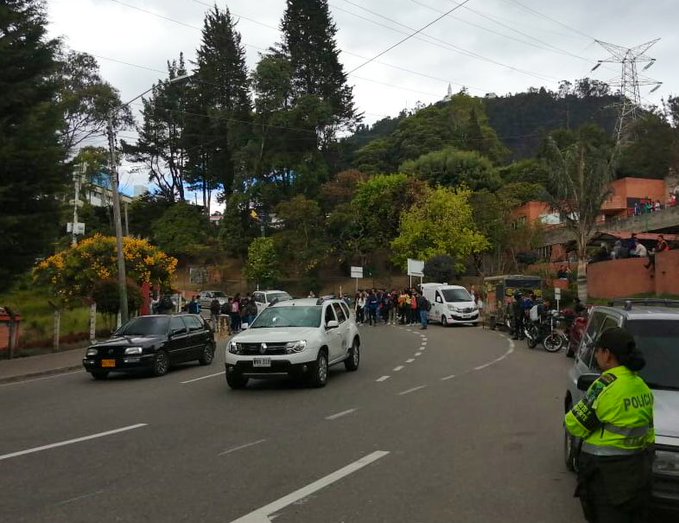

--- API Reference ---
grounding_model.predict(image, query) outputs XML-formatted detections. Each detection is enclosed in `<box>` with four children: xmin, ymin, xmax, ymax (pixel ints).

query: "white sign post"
<box><xmin>554</xmin><ymin>287</ymin><xmax>562</xmax><ymax>312</ymax></box>
<box><xmin>407</xmin><ymin>258</ymin><xmax>424</xmax><ymax>288</ymax></box>
<box><xmin>350</xmin><ymin>266</ymin><xmax>363</xmax><ymax>292</ymax></box>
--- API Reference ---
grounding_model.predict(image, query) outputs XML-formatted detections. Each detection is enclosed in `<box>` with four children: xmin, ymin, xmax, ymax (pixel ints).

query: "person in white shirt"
<box><xmin>633</xmin><ymin>242</ymin><xmax>648</xmax><ymax>258</ymax></box>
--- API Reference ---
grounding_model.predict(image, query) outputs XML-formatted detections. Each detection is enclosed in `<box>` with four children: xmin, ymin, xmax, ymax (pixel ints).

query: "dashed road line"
<box><xmin>0</xmin><ymin>423</ymin><xmax>148</xmax><ymax>461</ymax></box>
<box><xmin>181</xmin><ymin>371</ymin><xmax>224</xmax><ymax>384</ymax></box>
<box><xmin>398</xmin><ymin>385</ymin><xmax>426</xmax><ymax>396</ymax></box>
<box><xmin>325</xmin><ymin>409</ymin><xmax>357</xmax><ymax>420</ymax></box>
<box><xmin>219</xmin><ymin>439</ymin><xmax>267</xmax><ymax>456</ymax></box>
<box><xmin>406</xmin><ymin>358</ymin><xmax>415</xmax><ymax>363</ymax></box>
<box><xmin>393</xmin><ymin>366</ymin><xmax>404</xmax><ymax>372</ymax></box>
<box><xmin>415</xmin><ymin>352</ymin><xmax>422</xmax><ymax>357</ymax></box>
<box><xmin>376</xmin><ymin>375</ymin><xmax>390</xmax><ymax>382</ymax></box>
<box><xmin>441</xmin><ymin>374</ymin><xmax>456</xmax><ymax>381</ymax></box>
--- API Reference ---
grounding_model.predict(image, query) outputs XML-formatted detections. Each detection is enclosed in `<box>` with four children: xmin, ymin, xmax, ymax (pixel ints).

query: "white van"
<box><xmin>421</xmin><ymin>283</ymin><xmax>479</xmax><ymax>326</ymax></box>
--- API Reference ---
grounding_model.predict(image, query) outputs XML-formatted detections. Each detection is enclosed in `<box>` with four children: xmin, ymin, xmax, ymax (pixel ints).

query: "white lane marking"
<box><xmin>376</xmin><ymin>375</ymin><xmax>390</xmax><ymax>382</ymax></box>
<box><xmin>421</xmin><ymin>341</ymin><xmax>428</xmax><ymax>346</ymax></box>
<box><xmin>472</xmin><ymin>338</ymin><xmax>516</xmax><ymax>371</ymax></box>
<box><xmin>415</xmin><ymin>352</ymin><xmax>422</xmax><ymax>357</ymax></box>
<box><xmin>219</xmin><ymin>439</ymin><xmax>267</xmax><ymax>456</ymax></box>
<box><xmin>325</xmin><ymin>408</ymin><xmax>357</xmax><ymax>420</ymax></box>
<box><xmin>56</xmin><ymin>489</ymin><xmax>105</xmax><ymax>506</ymax></box>
<box><xmin>230</xmin><ymin>451</ymin><xmax>390</xmax><ymax>523</ymax></box>
<box><xmin>181</xmin><ymin>371</ymin><xmax>224</xmax><ymax>384</ymax></box>
<box><xmin>0</xmin><ymin>424</ymin><xmax>147</xmax><ymax>461</ymax></box>
<box><xmin>422</xmin><ymin>338</ymin><xmax>427</xmax><ymax>342</ymax></box>
<box><xmin>441</xmin><ymin>374</ymin><xmax>456</xmax><ymax>381</ymax></box>
<box><xmin>398</xmin><ymin>385</ymin><xmax>426</xmax><ymax>395</ymax></box>
<box><xmin>406</xmin><ymin>358</ymin><xmax>415</xmax><ymax>363</ymax></box>
<box><xmin>393</xmin><ymin>366</ymin><xmax>404</xmax><ymax>372</ymax></box>
<box><xmin>0</xmin><ymin>370</ymin><xmax>82</xmax><ymax>388</ymax></box>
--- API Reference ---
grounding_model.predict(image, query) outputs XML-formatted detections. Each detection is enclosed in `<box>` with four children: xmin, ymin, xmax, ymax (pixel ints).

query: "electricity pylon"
<box><xmin>591</xmin><ymin>39</ymin><xmax>662</xmax><ymax>144</ymax></box>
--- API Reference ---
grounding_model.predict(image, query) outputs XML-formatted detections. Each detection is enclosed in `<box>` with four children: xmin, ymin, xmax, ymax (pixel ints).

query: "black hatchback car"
<box><xmin>82</xmin><ymin>314</ymin><xmax>215</xmax><ymax>379</ymax></box>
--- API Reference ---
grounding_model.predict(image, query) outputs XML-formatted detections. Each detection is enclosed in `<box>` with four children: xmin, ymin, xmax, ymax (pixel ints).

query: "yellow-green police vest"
<box><xmin>565</xmin><ymin>365</ymin><xmax>654</xmax><ymax>456</ymax></box>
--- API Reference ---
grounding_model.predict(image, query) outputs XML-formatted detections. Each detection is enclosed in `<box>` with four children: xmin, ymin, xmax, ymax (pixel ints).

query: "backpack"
<box><xmin>421</xmin><ymin>296</ymin><xmax>431</xmax><ymax>311</ymax></box>
<box><xmin>529</xmin><ymin>304</ymin><xmax>539</xmax><ymax>322</ymax></box>
<box><xmin>220</xmin><ymin>302</ymin><xmax>230</xmax><ymax>314</ymax></box>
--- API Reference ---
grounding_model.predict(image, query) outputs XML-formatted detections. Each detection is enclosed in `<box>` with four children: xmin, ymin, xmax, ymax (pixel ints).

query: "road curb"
<box><xmin>0</xmin><ymin>365</ymin><xmax>84</xmax><ymax>385</ymax></box>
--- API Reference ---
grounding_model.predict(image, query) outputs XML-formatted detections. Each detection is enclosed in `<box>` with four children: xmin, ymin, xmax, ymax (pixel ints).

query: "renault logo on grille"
<box><xmin>260</xmin><ymin>343</ymin><xmax>267</xmax><ymax>354</ymax></box>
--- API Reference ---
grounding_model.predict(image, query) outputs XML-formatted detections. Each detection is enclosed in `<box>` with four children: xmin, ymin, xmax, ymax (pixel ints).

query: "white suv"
<box><xmin>225</xmin><ymin>298</ymin><xmax>360</xmax><ymax>389</ymax></box>
<box><xmin>252</xmin><ymin>289</ymin><xmax>293</xmax><ymax>315</ymax></box>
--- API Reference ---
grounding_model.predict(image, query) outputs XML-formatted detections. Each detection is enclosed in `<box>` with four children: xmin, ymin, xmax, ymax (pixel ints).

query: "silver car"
<box><xmin>564</xmin><ymin>299</ymin><xmax>679</xmax><ymax>511</ymax></box>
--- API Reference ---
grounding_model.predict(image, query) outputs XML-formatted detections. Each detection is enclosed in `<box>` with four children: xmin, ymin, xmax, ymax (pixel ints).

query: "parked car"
<box><xmin>198</xmin><ymin>290</ymin><xmax>229</xmax><ymax>310</ymax></box>
<box><xmin>564</xmin><ymin>299</ymin><xmax>679</xmax><ymax>511</ymax></box>
<box><xmin>82</xmin><ymin>314</ymin><xmax>215</xmax><ymax>379</ymax></box>
<box><xmin>225</xmin><ymin>298</ymin><xmax>359</xmax><ymax>389</ymax></box>
<box><xmin>252</xmin><ymin>289</ymin><xmax>292</xmax><ymax>315</ymax></box>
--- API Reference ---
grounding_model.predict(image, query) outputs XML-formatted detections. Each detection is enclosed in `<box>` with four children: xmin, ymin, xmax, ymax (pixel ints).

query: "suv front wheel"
<box><xmin>344</xmin><ymin>339</ymin><xmax>360</xmax><ymax>371</ymax></box>
<box><xmin>308</xmin><ymin>350</ymin><xmax>328</xmax><ymax>388</ymax></box>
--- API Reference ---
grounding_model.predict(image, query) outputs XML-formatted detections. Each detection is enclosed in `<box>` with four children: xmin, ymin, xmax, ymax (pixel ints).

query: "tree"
<box><xmin>272</xmin><ymin>195</ymin><xmax>328</xmax><ymax>281</ymax></box>
<box><xmin>124</xmin><ymin>56</ymin><xmax>191</xmax><ymax>202</ymax></box>
<box><xmin>55</xmin><ymin>50</ymin><xmax>130</xmax><ymax>154</ymax></box>
<box><xmin>186</xmin><ymin>6</ymin><xmax>252</xmax><ymax>201</ymax></box>
<box><xmin>151</xmin><ymin>202</ymin><xmax>213</xmax><ymax>260</ymax></box>
<box><xmin>244</xmin><ymin>237</ymin><xmax>281</xmax><ymax>289</ymax></box>
<box><xmin>401</xmin><ymin>148</ymin><xmax>502</xmax><ymax>192</ymax></box>
<box><xmin>33</xmin><ymin>234</ymin><xmax>177</xmax><ymax>307</ymax></box>
<box><xmin>423</xmin><ymin>255</ymin><xmax>457</xmax><ymax>283</ymax></box>
<box><xmin>616</xmin><ymin>113</ymin><xmax>679</xmax><ymax>180</ymax></box>
<box><xmin>544</xmin><ymin>126</ymin><xmax>616</xmax><ymax>300</ymax></box>
<box><xmin>391</xmin><ymin>186</ymin><xmax>489</xmax><ymax>272</ymax></box>
<box><xmin>0</xmin><ymin>0</ymin><xmax>67</xmax><ymax>289</ymax></box>
<box><xmin>318</xmin><ymin>169</ymin><xmax>366</xmax><ymax>211</ymax></box>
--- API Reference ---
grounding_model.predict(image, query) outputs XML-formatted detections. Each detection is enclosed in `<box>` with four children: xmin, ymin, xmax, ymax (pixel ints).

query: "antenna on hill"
<box><xmin>592</xmin><ymin>39</ymin><xmax>662</xmax><ymax>145</ymax></box>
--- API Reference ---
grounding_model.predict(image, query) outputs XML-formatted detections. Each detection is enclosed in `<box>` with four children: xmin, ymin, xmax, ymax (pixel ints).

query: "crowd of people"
<box><xmin>185</xmin><ymin>293</ymin><xmax>258</xmax><ymax>335</ymax></box>
<box><xmin>589</xmin><ymin>233</ymin><xmax>671</xmax><ymax>265</ymax></box>
<box><xmin>353</xmin><ymin>288</ymin><xmax>431</xmax><ymax>329</ymax></box>
<box><xmin>631</xmin><ymin>192</ymin><xmax>678</xmax><ymax>216</ymax></box>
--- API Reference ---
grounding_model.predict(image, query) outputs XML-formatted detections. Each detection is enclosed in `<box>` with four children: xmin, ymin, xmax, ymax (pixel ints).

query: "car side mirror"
<box><xmin>577</xmin><ymin>373</ymin><xmax>600</xmax><ymax>391</ymax></box>
<box><xmin>326</xmin><ymin>320</ymin><xmax>339</xmax><ymax>329</ymax></box>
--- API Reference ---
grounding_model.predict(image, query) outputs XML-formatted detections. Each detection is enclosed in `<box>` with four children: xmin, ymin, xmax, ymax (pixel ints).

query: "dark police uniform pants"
<box><xmin>576</xmin><ymin>450</ymin><xmax>653</xmax><ymax>523</ymax></box>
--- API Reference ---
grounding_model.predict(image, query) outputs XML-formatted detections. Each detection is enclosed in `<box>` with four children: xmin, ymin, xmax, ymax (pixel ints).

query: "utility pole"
<box><xmin>592</xmin><ymin>39</ymin><xmax>662</xmax><ymax>145</ymax></box>
<box><xmin>71</xmin><ymin>163</ymin><xmax>85</xmax><ymax>247</ymax></box>
<box><xmin>107</xmin><ymin>117</ymin><xmax>129</xmax><ymax>325</ymax></box>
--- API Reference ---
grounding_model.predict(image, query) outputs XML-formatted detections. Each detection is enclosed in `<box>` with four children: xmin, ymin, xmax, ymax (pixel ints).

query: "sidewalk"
<box><xmin>0</xmin><ymin>348</ymin><xmax>84</xmax><ymax>384</ymax></box>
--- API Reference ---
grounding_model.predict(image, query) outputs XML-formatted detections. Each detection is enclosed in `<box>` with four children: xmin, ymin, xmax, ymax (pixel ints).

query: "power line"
<box><xmin>499</xmin><ymin>0</ymin><xmax>596</xmax><ymax>41</ymax></box>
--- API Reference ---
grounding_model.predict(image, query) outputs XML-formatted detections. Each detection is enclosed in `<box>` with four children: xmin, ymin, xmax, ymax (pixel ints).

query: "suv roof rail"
<box><xmin>607</xmin><ymin>298</ymin><xmax>679</xmax><ymax>310</ymax></box>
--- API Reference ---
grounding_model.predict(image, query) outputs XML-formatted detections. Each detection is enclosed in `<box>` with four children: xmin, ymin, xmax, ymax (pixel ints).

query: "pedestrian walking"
<box><xmin>417</xmin><ymin>292</ymin><xmax>430</xmax><ymax>329</ymax></box>
<box><xmin>565</xmin><ymin>327</ymin><xmax>654</xmax><ymax>523</ymax></box>
<box><xmin>187</xmin><ymin>296</ymin><xmax>200</xmax><ymax>315</ymax></box>
<box><xmin>366</xmin><ymin>290</ymin><xmax>378</xmax><ymax>326</ymax></box>
<box><xmin>209</xmin><ymin>298</ymin><xmax>221</xmax><ymax>331</ymax></box>
<box><xmin>230</xmin><ymin>294</ymin><xmax>241</xmax><ymax>333</ymax></box>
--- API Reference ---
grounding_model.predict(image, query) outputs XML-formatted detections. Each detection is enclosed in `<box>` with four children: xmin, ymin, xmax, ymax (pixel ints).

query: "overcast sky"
<box><xmin>46</xmin><ymin>0</ymin><xmax>678</xmax><ymax>200</ymax></box>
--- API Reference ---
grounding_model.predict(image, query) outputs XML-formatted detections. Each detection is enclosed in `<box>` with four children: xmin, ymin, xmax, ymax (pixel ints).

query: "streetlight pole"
<box><xmin>108</xmin><ymin>73</ymin><xmax>193</xmax><ymax>325</ymax></box>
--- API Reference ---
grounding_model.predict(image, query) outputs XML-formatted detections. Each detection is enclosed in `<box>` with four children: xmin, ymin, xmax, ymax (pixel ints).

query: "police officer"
<box><xmin>565</xmin><ymin>327</ymin><xmax>654</xmax><ymax>522</ymax></box>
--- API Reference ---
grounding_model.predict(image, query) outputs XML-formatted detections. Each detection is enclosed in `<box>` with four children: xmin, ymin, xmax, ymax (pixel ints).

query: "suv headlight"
<box><xmin>86</xmin><ymin>348</ymin><xmax>98</xmax><ymax>357</ymax></box>
<box><xmin>124</xmin><ymin>347</ymin><xmax>143</xmax><ymax>355</ymax></box>
<box><xmin>228</xmin><ymin>341</ymin><xmax>240</xmax><ymax>354</ymax></box>
<box><xmin>447</xmin><ymin>304</ymin><xmax>459</xmax><ymax>312</ymax></box>
<box><xmin>654</xmin><ymin>450</ymin><xmax>679</xmax><ymax>476</ymax></box>
<box><xmin>285</xmin><ymin>340</ymin><xmax>307</xmax><ymax>353</ymax></box>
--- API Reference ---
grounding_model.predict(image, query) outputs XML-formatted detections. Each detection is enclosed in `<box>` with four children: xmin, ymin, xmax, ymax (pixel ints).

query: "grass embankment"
<box><xmin>0</xmin><ymin>287</ymin><xmax>110</xmax><ymax>351</ymax></box>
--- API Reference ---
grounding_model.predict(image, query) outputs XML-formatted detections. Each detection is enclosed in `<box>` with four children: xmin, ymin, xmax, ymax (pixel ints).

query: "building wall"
<box><xmin>587</xmin><ymin>251</ymin><xmax>679</xmax><ymax>299</ymax></box>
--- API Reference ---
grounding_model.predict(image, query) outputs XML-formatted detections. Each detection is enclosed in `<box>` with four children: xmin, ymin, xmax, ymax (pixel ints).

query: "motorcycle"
<box><xmin>524</xmin><ymin>310</ymin><xmax>568</xmax><ymax>352</ymax></box>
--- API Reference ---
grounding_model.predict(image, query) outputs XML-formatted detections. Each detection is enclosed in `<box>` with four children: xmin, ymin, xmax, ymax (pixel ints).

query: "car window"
<box><xmin>589</xmin><ymin>316</ymin><xmax>620</xmax><ymax>370</ymax></box>
<box><xmin>183</xmin><ymin>315</ymin><xmax>203</xmax><ymax>332</ymax></box>
<box><xmin>435</xmin><ymin>291</ymin><xmax>443</xmax><ymax>303</ymax></box>
<box><xmin>325</xmin><ymin>305</ymin><xmax>337</xmax><ymax>324</ymax></box>
<box><xmin>441</xmin><ymin>288</ymin><xmax>472</xmax><ymax>302</ymax></box>
<box><xmin>579</xmin><ymin>311</ymin><xmax>607</xmax><ymax>366</ymax></box>
<box><xmin>627</xmin><ymin>319</ymin><xmax>679</xmax><ymax>390</ymax></box>
<box><xmin>332</xmin><ymin>303</ymin><xmax>346</xmax><ymax>323</ymax></box>
<box><xmin>116</xmin><ymin>316</ymin><xmax>169</xmax><ymax>336</ymax></box>
<box><xmin>250</xmin><ymin>306</ymin><xmax>321</xmax><ymax>328</ymax></box>
<box><xmin>170</xmin><ymin>316</ymin><xmax>187</xmax><ymax>334</ymax></box>
<box><xmin>254</xmin><ymin>293</ymin><xmax>264</xmax><ymax>303</ymax></box>
<box><xmin>340</xmin><ymin>302</ymin><xmax>350</xmax><ymax>319</ymax></box>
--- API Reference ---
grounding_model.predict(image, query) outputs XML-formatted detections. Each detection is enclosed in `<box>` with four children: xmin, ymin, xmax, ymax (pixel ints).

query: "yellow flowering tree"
<box><xmin>34</xmin><ymin>234</ymin><xmax>177</xmax><ymax>306</ymax></box>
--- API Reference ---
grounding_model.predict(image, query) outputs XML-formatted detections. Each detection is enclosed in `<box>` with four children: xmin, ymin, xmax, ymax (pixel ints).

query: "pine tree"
<box><xmin>280</xmin><ymin>0</ymin><xmax>357</xmax><ymax>137</ymax></box>
<box><xmin>0</xmin><ymin>0</ymin><xmax>67</xmax><ymax>288</ymax></box>
<box><xmin>186</xmin><ymin>6</ymin><xmax>252</xmax><ymax>199</ymax></box>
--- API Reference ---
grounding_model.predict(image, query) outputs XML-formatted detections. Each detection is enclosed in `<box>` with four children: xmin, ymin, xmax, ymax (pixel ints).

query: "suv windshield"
<box><xmin>441</xmin><ymin>289</ymin><xmax>473</xmax><ymax>303</ymax></box>
<box><xmin>251</xmin><ymin>306</ymin><xmax>321</xmax><ymax>328</ymax></box>
<box><xmin>211</xmin><ymin>291</ymin><xmax>227</xmax><ymax>298</ymax></box>
<box><xmin>626</xmin><ymin>319</ymin><xmax>679</xmax><ymax>390</ymax></box>
<box><xmin>116</xmin><ymin>316</ymin><xmax>170</xmax><ymax>336</ymax></box>
<box><xmin>266</xmin><ymin>292</ymin><xmax>292</xmax><ymax>304</ymax></box>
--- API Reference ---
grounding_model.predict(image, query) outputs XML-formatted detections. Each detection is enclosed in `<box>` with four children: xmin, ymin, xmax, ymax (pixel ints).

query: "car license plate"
<box><xmin>101</xmin><ymin>359</ymin><xmax>116</xmax><ymax>368</ymax></box>
<box><xmin>253</xmin><ymin>357</ymin><xmax>271</xmax><ymax>368</ymax></box>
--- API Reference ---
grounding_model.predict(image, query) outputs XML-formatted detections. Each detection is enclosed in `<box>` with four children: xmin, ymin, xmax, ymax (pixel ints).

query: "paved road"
<box><xmin>0</xmin><ymin>323</ymin><xmax>584</xmax><ymax>522</ymax></box>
